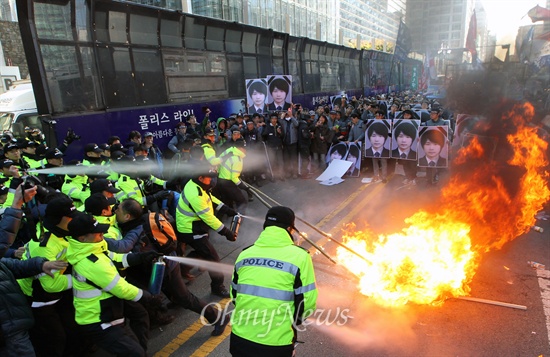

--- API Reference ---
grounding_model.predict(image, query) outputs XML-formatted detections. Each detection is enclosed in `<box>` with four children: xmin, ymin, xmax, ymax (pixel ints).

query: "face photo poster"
<box><xmin>390</xmin><ymin>119</ymin><xmax>420</xmax><ymax>160</ymax></box>
<box><xmin>344</xmin><ymin>142</ymin><xmax>362</xmax><ymax>177</ymax></box>
<box><xmin>364</xmin><ymin>119</ymin><xmax>392</xmax><ymax>158</ymax></box>
<box><xmin>266</xmin><ymin>75</ymin><xmax>293</xmax><ymax>112</ymax></box>
<box><xmin>246</xmin><ymin>78</ymin><xmax>269</xmax><ymax>115</ymax></box>
<box><xmin>326</xmin><ymin>141</ymin><xmax>348</xmax><ymax>166</ymax></box>
<box><xmin>417</xmin><ymin>126</ymin><xmax>449</xmax><ymax>168</ymax></box>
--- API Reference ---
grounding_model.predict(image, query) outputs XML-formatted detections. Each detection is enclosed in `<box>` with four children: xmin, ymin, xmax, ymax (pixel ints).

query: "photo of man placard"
<box><xmin>364</xmin><ymin>119</ymin><xmax>392</xmax><ymax>158</ymax></box>
<box><xmin>391</xmin><ymin>119</ymin><xmax>420</xmax><ymax>160</ymax></box>
<box><xmin>326</xmin><ymin>142</ymin><xmax>349</xmax><ymax>166</ymax></box>
<box><xmin>417</xmin><ymin>126</ymin><xmax>449</xmax><ymax>168</ymax></box>
<box><xmin>344</xmin><ymin>142</ymin><xmax>362</xmax><ymax>177</ymax></box>
<box><xmin>246</xmin><ymin>78</ymin><xmax>269</xmax><ymax>115</ymax></box>
<box><xmin>266</xmin><ymin>75</ymin><xmax>292</xmax><ymax>111</ymax></box>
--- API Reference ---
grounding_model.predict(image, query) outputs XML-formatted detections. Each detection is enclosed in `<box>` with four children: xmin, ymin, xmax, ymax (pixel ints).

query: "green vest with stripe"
<box><xmin>18</xmin><ymin>233</ymin><xmax>72</xmax><ymax>305</ymax></box>
<box><xmin>218</xmin><ymin>147</ymin><xmax>245</xmax><ymax>185</ymax></box>
<box><xmin>176</xmin><ymin>179</ymin><xmax>225</xmax><ymax>236</ymax></box>
<box><xmin>66</xmin><ymin>238</ymin><xmax>143</xmax><ymax>326</ymax></box>
<box><xmin>61</xmin><ymin>175</ymin><xmax>90</xmax><ymax>208</ymax></box>
<box><xmin>201</xmin><ymin>142</ymin><xmax>221</xmax><ymax>166</ymax></box>
<box><xmin>115</xmin><ymin>174</ymin><xmax>146</xmax><ymax>206</ymax></box>
<box><xmin>230</xmin><ymin>226</ymin><xmax>318</xmax><ymax>346</ymax></box>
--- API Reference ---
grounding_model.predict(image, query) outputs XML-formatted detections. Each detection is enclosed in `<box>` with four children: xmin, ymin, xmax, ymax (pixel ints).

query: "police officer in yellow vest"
<box><xmin>20</xmin><ymin>140</ymin><xmax>46</xmax><ymax>171</ymax></box>
<box><xmin>112</xmin><ymin>154</ymin><xmax>169</xmax><ymax>210</ymax></box>
<box><xmin>66</xmin><ymin>212</ymin><xmax>162</xmax><ymax>356</ymax></box>
<box><xmin>230</xmin><ymin>206</ymin><xmax>318</xmax><ymax>357</ymax></box>
<box><xmin>61</xmin><ymin>164</ymin><xmax>91</xmax><ymax>209</ymax></box>
<box><xmin>85</xmin><ymin>193</ymin><xmax>122</xmax><ymax>240</ymax></box>
<box><xmin>18</xmin><ymin>195</ymin><xmax>82</xmax><ymax>356</ymax></box>
<box><xmin>214</xmin><ymin>139</ymin><xmax>253</xmax><ymax>214</ymax></box>
<box><xmin>176</xmin><ymin>164</ymin><xmax>237</xmax><ymax>298</ymax></box>
<box><xmin>201</xmin><ymin>128</ymin><xmax>222</xmax><ymax>166</ymax></box>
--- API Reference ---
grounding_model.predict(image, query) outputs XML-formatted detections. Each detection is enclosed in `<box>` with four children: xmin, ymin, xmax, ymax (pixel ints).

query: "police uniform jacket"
<box><xmin>218</xmin><ymin>147</ymin><xmax>245</xmax><ymax>185</ymax></box>
<box><xmin>62</xmin><ymin>175</ymin><xmax>90</xmax><ymax>208</ymax></box>
<box><xmin>66</xmin><ymin>238</ymin><xmax>144</xmax><ymax>326</ymax></box>
<box><xmin>201</xmin><ymin>142</ymin><xmax>221</xmax><ymax>166</ymax></box>
<box><xmin>230</xmin><ymin>226</ymin><xmax>318</xmax><ymax>346</ymax></box>
<box><xmin>18</xmin><ymin>229</ymin><xmax>73</xmax><ymax>307</ymax></box>
<box><xmin>176</xmin><ymin>178</ymin><xmax>226</xmax><ymax>238</ymax></box>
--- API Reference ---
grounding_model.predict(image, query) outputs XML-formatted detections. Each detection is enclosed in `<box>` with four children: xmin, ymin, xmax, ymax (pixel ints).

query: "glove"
<box><xmin>220</xmin><ymin>226</ymin><xmax>236</xmax><ymax>242</ymax></box>
<box><xmin>139</xmin><ymin>291</ymin><xmax>164</xmax><ymax>309</ymax></box>
<box><xmin>146</xmin><ymin>190</ymin><xmax>170</xmax><ymax>204</ymax></box>
<box><xmin>218</xmin><ymin>204</ymin><xmax>238</xmax><ymax>217</ymax></box>
<box><xmin>126</xmin><ymin>251</ymin><xmax>164</xmax><ymax>267</ymax></box>
<box><xmin>154</xmin><ymin>190</ymin><xmax>170</xmax><ymax>200</ymax></box>
<box><xmin>165</xmin><ymin>179</ymin><xmax>180</xmax><ymax>191</ymax></box>
<box><xmin>138</xmin><ymin>289</ymin><xmax>152</xmax><ymax>305</ymax></box>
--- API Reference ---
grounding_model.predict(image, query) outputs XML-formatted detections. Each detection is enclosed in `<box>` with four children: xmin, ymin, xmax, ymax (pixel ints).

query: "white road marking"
<box><xmin>536</xmin><ymin>268</ymin><xmax>550</xmax><ymax>347</ymax></box>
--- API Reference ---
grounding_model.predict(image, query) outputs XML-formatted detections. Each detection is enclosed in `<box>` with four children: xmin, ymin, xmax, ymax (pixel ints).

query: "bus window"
<box><xmin>161</xmin><ymin>18</ymin><xmax>182</xmax><ymax>48</ymax></box>
<box><xmin>133</xmin><ymin>49</ymin><xmax>167</xmax><ymax>105</ymax></box>
<box><xmin>130</xmin><ymin>14</ymin><xmax>158</xmax><ymax>46</ymax></box>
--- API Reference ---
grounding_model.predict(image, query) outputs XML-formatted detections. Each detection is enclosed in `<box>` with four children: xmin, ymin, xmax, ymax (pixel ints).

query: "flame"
<box><xmin>336</xmin><ymin>102</ymin><xmax>550</xmax><ymax>307</ymax></box>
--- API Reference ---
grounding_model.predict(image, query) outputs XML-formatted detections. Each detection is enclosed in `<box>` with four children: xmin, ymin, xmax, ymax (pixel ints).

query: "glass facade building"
<box><xmin>123</xmin><ymin>0</ymin><xmax>406</xmax><ymax>50</ymax></box>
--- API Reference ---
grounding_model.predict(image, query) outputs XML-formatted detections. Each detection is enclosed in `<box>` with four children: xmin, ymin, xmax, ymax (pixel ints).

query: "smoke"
<box><xmin>311</xmin><ymin>284</ymin><xmax>418</xmax><ymax>354</ymax></box>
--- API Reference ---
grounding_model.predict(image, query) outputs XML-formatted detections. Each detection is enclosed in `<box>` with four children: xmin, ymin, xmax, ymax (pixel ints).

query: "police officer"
<box><xmin>112</xmin><ymin>155</ymin><xmax>169</xmax><ymax>211</ymax></box>
<box><xmin>61</xmin><ymin>161</ymin><xmax>90</xmax><ymax>209</ymax></box>
<box><xmin>37</xmin><ymin>148</ymin><xmax>65</xmax><ymax>191</ymax></box>
<box><xmin>175</xmin><ymin>164</ymin><xmax>236</xmax><ymax>297</ymax></box>
<box><xmin>20</xmin><ymin>140</ymin><xmax>45</xmax><ymax>170</ymax></box>
<box><xmin>66</xmin><ymin>213</ymin><xmax>161</xmax><ymax>357</ymax></box>
<box><xmin>215</xmin><ymin>139</ymin><xmax>253</xmax><ymax>214</ymax></box>
<box><xmin>201</xmin><ymin>128</ymin><xmax>222</xmax><ymax>166</ymax></box>
<box><xmin>18</xmin><ymin>195</ymin><xmax>81</xmax><ymax>356</ymax></box>
<box><xmin>3</xmin><ymin>140</ymin><xmax>30</xmax><ymax>174</ymax></box>
<box><xmin>82</xmin><ymin>143</ymin><xmax>104</xmax><ymax>166</ymax></box>
<box><xmin>230</xmin><ymin>206</ymin><xmax>318</xmax><ymax>357</ymax></box>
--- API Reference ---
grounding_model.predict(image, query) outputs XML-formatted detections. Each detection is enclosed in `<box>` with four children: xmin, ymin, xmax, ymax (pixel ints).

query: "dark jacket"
<box><xmin>262</xmin><ymin>123</ymin><xmax>283</xmax><ymax>149</ymax></box>
<box><xmin>311</xmin><ymin>122</ymin><xmax>332</xmax><ymax>154</ymax></box>
<box><xmin>0</xmin><ymin>208</ymin><xmax>45</xmax><ymax>339</ymax></box>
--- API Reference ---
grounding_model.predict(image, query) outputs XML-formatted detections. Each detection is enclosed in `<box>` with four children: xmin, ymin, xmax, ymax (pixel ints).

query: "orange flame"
<box><xmin>337</xmin><ymin>102</ymin><xmax>549</xmax><ymax>306</ymax></box>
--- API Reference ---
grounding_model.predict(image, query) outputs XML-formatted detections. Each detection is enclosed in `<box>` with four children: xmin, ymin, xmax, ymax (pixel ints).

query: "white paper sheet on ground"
<box><xmin>316</xmin><ymin>159</ymin><xmax>352</xmax><ymax>181</ymax></box>
<box><xmin>361</xmin><ymin>177</ymin><xmax>373</xmax><ymax>184</ymax></box>
<box><xmin>320</xmin><ymin>176</ymin><xmax>345</xmax><ymax>186</ymax></box>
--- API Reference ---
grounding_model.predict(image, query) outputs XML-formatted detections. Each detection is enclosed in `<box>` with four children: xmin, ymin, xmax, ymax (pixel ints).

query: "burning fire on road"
<box><xmin>336</xmin><ymin>102</ymin><xmax>550</xmax><ymax>307</ymax></box>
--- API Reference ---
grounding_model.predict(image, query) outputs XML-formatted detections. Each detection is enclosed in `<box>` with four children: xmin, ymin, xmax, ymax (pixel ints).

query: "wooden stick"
<box><xmin>246</xmin><ymin>184</ymin><xmax>338</xmax><ymax>264</ymax></box>
<box><xmin>245</xmin><ymin>182</ymin><xmax>370</xmax><ymax>263</ymax></box>
<box><xmin>455</xmin><ymin>296</ymin><xmax>527</xmax><ymax>310</ymax></box>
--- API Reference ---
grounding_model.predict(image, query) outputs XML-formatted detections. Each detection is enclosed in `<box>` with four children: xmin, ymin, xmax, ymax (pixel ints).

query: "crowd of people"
<box><xmin>0</xmin><ymin>89</ymin><xmax>452</xmax><ymax>356</ymax></box>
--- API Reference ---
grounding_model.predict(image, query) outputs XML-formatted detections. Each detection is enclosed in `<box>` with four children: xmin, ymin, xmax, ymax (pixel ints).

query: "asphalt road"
<box><xmin>124</xmin><ymin>168</ymin><xmax>549</xmax><ymax>357</ymax></box>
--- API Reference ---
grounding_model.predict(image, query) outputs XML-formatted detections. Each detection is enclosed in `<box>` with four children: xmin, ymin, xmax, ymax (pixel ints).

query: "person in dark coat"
<box><xmin>311</xmin><ymin>115</ymin><xmax>332</xmax><ymax>172</ymax></box>
<box><xmin>0</xmin><ymin>185</ymin><xmax>67</xmax><ymax>357</ymax></box>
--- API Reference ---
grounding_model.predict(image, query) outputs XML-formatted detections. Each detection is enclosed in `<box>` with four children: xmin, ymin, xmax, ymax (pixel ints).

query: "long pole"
<box><xmin>455</xmin><ymin>296</ymin><xmax>527</xmax><ymax>311</ymax></box>
<box><xmin>244</xmin><ymin>182</ymin><xmax>370</xmax><ymax>264</ymax></box>
<box><xmin>246</xmin><ymin>185</ymin><xmax>338</xmax><ymax>264</ymax></box>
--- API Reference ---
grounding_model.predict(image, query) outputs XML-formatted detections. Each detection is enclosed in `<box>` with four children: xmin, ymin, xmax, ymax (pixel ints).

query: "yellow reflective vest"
<box><xmin>61</xmin><ymin>175</ymin><xmax>90</xmax><ymax>208</ymax></box>
<box><xmin>66</xmin><ymin>238</ymin><xmax>143</xmax><ymax>326</ymax></box>
<box><xmin>201</xmin><ymin>142</ymin><xmax>221</xmax><ymax>166</ymax></box>
<box><xmin>231</xmin><ymin>226</ymin><xmax>318</xmax><ymax>346</ymax></box>
<box><xmin>176</xmin><ymin>178</ymin><xmax>225</xmax><ymax>237</ymax></box>
<box><xmin>218</xmin><ymin>147</ymin><xmax>245</xmax><ymax>185</ymax></box>
<box><xmin>18</xmin><ymin>232</ymin><xmax>72</xmax><ymax>306</ymax></box>
<box><xmin>94</xmin><ymin>215</ymin><xmax>122</xmax><ymax>240</ymax></box>
<box><xmin>115</xmin><ymin>174</ymin><xmax>165</xmax><ymax>206</ymax></box>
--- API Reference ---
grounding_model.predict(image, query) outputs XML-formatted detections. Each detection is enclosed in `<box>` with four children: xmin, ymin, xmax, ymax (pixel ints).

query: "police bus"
<box><xmin>16</xmin><ymin>0</ymin><xmax>421</xmax><ymax>159</ymax></box>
